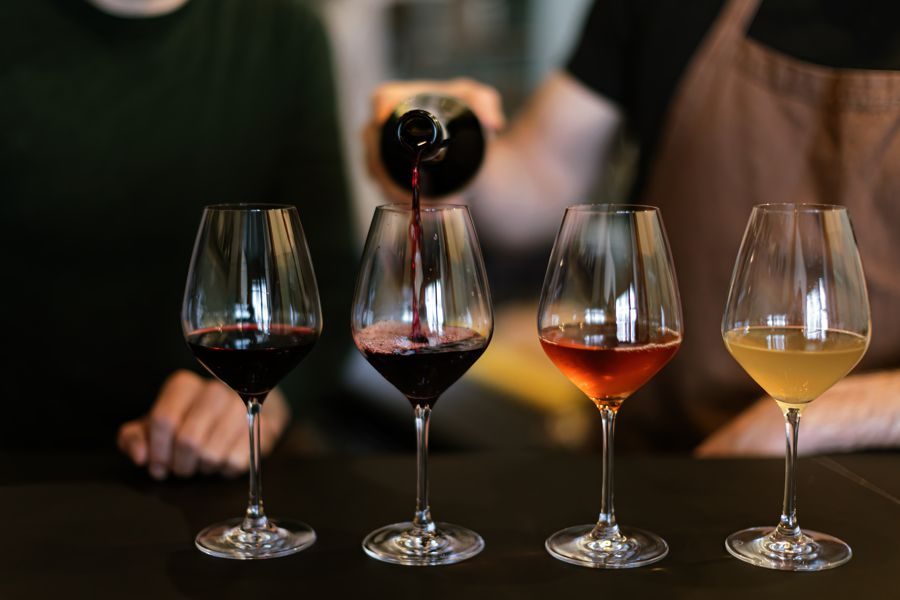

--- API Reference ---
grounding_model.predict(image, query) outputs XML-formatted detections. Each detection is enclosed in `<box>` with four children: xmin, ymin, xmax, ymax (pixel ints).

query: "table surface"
<box><xmin>1</xmin><ymin>450</ymin><xmax>897</xmax><ymax>599</ymax></box>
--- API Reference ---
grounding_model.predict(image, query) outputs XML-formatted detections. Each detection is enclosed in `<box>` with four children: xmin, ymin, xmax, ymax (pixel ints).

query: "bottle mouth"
<box><xmin>397</xmin><ymin>109</ymin><xmax>442</xmax><ymax>155</ymax></box>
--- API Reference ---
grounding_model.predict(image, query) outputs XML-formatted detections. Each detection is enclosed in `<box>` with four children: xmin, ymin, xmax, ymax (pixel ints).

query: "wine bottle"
<box><xmin>379</xmin><ymin>94</ymin><xmax>485</xmax><ymax>197</ymax></box>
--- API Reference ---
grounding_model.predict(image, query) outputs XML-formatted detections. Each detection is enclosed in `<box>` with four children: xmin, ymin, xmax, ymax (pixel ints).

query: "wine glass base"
<box><xmin>545</xmin><ymin>524</ymin><xmax>668</xmax><ymax>569</ymax></box>
<box><xmin>726</xmin><ymin>526</ymin><xmax>851</xmax><ymax>571</ymax></box>
<box><xmin>362</xmin><ymin>521</ymin><xmax>484</xmax><ymax>566</ymax></box>
<box><xmin>195</xmin><ymin>517</ymin><xmax>316</xmax><ymax>560</ymax></box>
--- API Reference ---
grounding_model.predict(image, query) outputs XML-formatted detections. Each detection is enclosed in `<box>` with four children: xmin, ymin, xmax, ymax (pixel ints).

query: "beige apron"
<box><xmin>629</xmin><ymin>0</ymin><xmax>900</xmax><ymax>450</ymax></box>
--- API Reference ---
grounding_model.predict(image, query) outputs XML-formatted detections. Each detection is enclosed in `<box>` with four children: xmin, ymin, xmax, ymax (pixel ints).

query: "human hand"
<box><xmin>695</xmin><ymin>370</ymin><xmax>900</xmax><ymax>457</ymax></box>
<box><xmin>117</xmin><ymin>370</ymin><xmax>292</xmax><ymax>479</ymax></box>
<box><xmin>363</xmin><ymin>78</ymin><xmax>506</xmax><ymax>201</ymax></box>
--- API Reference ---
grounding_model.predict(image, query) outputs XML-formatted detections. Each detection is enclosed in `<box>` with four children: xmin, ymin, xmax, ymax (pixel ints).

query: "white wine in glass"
<box><xmin>722</xmin><ymin>203</ymin><xmax>870</xmax><ymax>571</ymax></box>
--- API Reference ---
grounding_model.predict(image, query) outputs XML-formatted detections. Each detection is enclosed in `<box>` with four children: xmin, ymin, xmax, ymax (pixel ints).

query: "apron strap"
<box><xmin>703</xmin><ymin>0</ymin><xmax>762</xmax><ymax>66</ymax></box>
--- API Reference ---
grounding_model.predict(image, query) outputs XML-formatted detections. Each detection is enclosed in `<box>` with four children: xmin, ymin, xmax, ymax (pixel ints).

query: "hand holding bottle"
<box><xmin>364</xmin><ymin>78</ymin><xmax>506</xmax><ymax>201</ymax></box>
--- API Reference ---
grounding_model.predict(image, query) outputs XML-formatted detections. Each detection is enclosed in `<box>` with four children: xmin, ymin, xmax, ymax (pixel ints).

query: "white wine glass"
<box><xmin>722</xmin><ymin>203</ymin><xmax>870</xmax><ymax>571</ymax></box>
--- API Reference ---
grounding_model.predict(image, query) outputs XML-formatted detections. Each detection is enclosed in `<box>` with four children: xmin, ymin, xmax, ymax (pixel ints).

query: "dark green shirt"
<box><xmin>0</xmin><ymin>0</ymin><xmax>355</xmax><ymax>448</ymax></box>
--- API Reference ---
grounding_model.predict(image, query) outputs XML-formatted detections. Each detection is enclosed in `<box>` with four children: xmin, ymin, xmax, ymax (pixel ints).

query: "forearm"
<box><xmin>696</xmin><ymin>369</ymin><xmax>900</xmax><ymax>457</ymax></box>
<box><xmin>468</xmin><ymin>72</ymin><xmax>623</xmax><ymax>248</ymax></box>
<box><xmin>466</xmin><ymin>136</ymin><xmax>570</xmax><ymax>248</ymax></box>
<box><xmin>801</xmin><ymin>369</ymin><xmax>900</xmax><ymax>451</ymax></box>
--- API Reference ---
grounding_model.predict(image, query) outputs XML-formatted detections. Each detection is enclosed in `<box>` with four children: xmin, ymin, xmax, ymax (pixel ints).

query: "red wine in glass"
<box><xmin>182</xmin><ymin>204</ymin><xmax>322</xmax><ymax>560</ymax></box>
<box><xmin>355</xmin><ymin>321</ymin><xmax>488</xmax><ymax>407</ymax></box>
<box><xmin>187</xmin><ymin>324</ymin><xmax>317</xmax><ymax>400</ymax></box>
<box><xmin>352</xmin><ymin>203</ymin><xmax>492</xmax><ymax>566</ymax></box>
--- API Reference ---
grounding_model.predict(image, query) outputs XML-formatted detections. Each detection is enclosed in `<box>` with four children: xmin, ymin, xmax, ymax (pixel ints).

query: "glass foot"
<box><xmin>362</xmin><ymin>522</ymin><xmax>484</xmax><ymax>566</ymax></box>
<box><xmin>195</xmin><ymin>517</ymin><xmax>316</xmax><ymax>560</ymax></box>
<box><xmin>726</xmin><ymin>526</ymin><xmax>851</xmax><ymax>571</ymax></box>
<box><xmin>545</xmin><ymin>524</ymin><xmax>668</xmax><ymax>569</ymax></box>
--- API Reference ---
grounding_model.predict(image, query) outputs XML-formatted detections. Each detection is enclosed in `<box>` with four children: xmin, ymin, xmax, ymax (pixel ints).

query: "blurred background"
<box><xmin>316</xmin><ymin>0</ymin><xmax>594</xmax><ymax>241</ymax></box>
<box><xmin>298</xmin><ymin>0</ymin><xmax>637</xmax><ymax>454</ymax></box>
<box><xmin>10</xmin><ymin>0</ymin><xmax>898</xmax><ymax>470</ymax></box>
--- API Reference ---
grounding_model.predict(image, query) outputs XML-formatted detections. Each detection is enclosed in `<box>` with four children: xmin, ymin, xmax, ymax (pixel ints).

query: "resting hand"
<box><xmin>364</xmin><ymin>78</ymin><xmax>506</xmax><ymax>201</ymax></box>
<box><xmin>695</xmin><ymin>370</ymin><xmax>900</xmax><ymax>457</ymax></box>
<box><xmin>117</xmin><ymin>370</ymin><xmax>291</xmax><ymax>479</ymax></box>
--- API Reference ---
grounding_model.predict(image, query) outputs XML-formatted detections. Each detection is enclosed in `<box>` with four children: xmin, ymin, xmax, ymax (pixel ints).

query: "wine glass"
<box><xmin>538</xmin><ymin>204</ymin><xmax>682</xmax><ymax>569</ymax></box>
<box><xmin>182</xmin><ymin>204</ymin><xmax>321</xmax><ymax>560</ymax></box>
<box><xmin>722</xmin><ymin>204</ymin><xmax>870</xmax><ymax>571</ymax></box>
<box><xmin>352</xmin><ymin>203</ymin><xmax>492</xmax><ymax>566</ymax></box>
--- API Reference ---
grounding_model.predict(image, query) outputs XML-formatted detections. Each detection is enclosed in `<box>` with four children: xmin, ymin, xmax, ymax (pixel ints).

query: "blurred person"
<box><xmin>364</xmin><ymin>0</ymin><xmax>900</xmax><ymax>455</ymax></box>
<box><xmin>0</xmin><ymin>0</ymin><xmax>356</xmax><ymax>477</ymax></box>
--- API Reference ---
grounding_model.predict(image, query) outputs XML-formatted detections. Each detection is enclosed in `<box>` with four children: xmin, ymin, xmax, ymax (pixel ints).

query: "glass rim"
<box><xmin>564</xmin><ymin>203</ymin><xmax>660</xmax><ymax>214</ymax></box>
<box><xmin>376</xmin><ymin>202</ymin><xmax>470</xmax><ymax>213</ymax></box>
<box><xmin>753</xmin><ymin>203</ymin><xmax>847</xmax><ymax>213</ymax></box>
<box><xmin>203</xmin><ymin>203</ymin><xmax>296</xmax><ymax>212</ymax></box>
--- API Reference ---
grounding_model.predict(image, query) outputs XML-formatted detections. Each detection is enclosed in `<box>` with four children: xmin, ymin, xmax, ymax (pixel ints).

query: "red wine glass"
<box><xmin>538</xmin><ymin>204</ymin><xmax>682</xmax><ymax>568</ymax></box>
<box><xmin>182</xmin><ymin>204</ymin><xmax>321</xmax><ymax>559</ymax></box>
<box><xmin>352</xmin><ymin>204</ymin><xmax>492</xmax><ymax>566</ymax></box>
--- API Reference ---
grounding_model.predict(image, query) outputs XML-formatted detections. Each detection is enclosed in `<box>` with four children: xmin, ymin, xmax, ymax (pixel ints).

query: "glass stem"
<box><xmin>592</xmin><ymin>406</ymin><xmax>621</xmax><ymax>539</ymax></box>
<box><xmin>775</xmin><ymin>407</ymin><xmax>802</xmax><ymax>539</ymax></box>
<box><xmin>242</xmin><ymin>397</ymin><xmax>269</xmax><ymax>531</ymax></box>
<box><xmin>412</xmin><ymin>404</ymin><xmax>435</xmax><ymax>534</ymax></box>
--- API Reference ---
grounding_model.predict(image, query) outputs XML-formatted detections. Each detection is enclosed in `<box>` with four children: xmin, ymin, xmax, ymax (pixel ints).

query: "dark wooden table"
<box><xmin>1</xmin><ymin>450</ymin><xmax>897</xmax><ymax>598</ymax></box>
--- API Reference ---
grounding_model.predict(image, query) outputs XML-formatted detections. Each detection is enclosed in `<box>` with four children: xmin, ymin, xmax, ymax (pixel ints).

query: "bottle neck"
<box><xmin>397</xmin><ymin>110</ymin><xmax>444</xmax><ymax>161</ymax></box>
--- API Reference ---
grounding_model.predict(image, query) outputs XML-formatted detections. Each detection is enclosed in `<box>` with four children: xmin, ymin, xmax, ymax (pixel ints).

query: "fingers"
<box><xmin>146</xmin><ymin>370</ymin><xmax>205</xmax><ymax>479</ymax></box>
<box><xmin>362</xmin><ymin>119</ymin><xmax>410</xmax><ymax>202</ymax></box>
<box><xmin>220</xmin><ymin>390</ymin><xmax>292</xmax><ymax>478</ymax></box>
<box><xmin>370</xmin><ymin>81</ymin><xmax>427</xmax><ymax>123</ymax></box>
<box><xmin>170</xmin><ymin>380</ymin><xmax>240</xmax><ymax>478</ymax></box>
<box><xmin>446</xmin><ymin>77</ymin><xmax>506</xmax><ymax>131</ymax></box>
<box><xmin>260</xmin><ymin>389</ymin><xmax>292</xmax><ymax>456</ymax></box>
<box><xmin>117</xmin><ymin>419</ymin><xmax>148</xmax><ymax>466</ymax></box>
<box><xmin>196</xmin><ymin>389</ymin><xmax>247</xmax><ymax>476</ymax></box>
<box><xmin>369</xmin><ymin>78</ymin><xmax>507</xmax><ymax>132</ymax></box>
<box><xmin>129</xmin><ymin>371</ymin><xmax>294</xmax><ymax>480</ymax></box>
<box><xmin>222</xmin><ymin>442</ymin><xmax>251</xmax><ymax>479</ymax></box>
